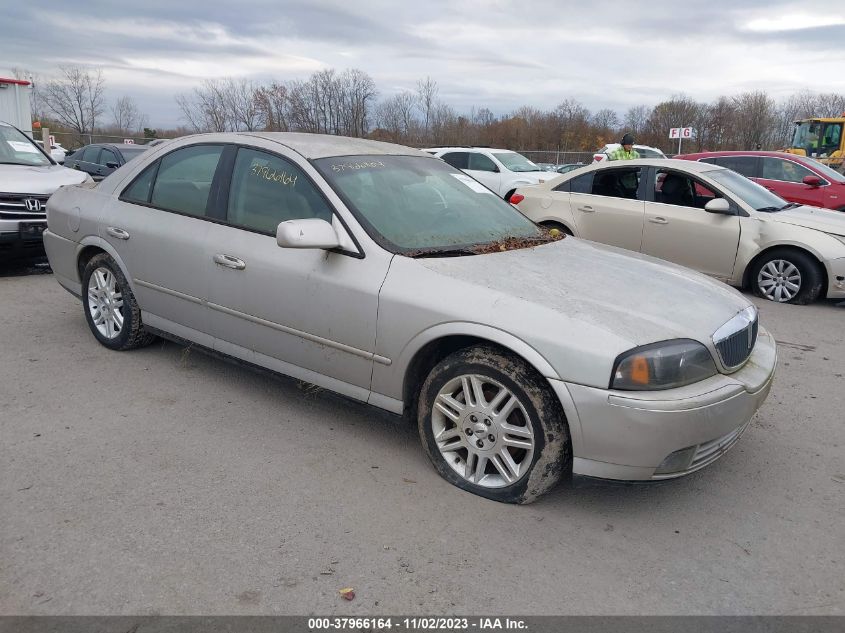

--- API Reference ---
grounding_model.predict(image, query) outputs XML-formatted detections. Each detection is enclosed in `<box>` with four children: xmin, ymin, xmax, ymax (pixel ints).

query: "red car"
<box><xmin>675</xmin><ymin>151</ymin><xmax>845</xmax><ymax>212</ymax></box>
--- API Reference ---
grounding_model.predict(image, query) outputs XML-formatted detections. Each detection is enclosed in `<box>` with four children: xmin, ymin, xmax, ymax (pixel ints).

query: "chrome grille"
<box><xmin>0</xmin><ymin>193</ymin><xmax>49</xmax><ymax>220</ymax></box>
<box><xmin>716</xmin><ymin>319</ymin><xmax>757</xmax><ymax>368</ymax></box>
<box><xmin>713</xmin><ymin>306</ymin><xmax>758</xmax><ymax>370</ymax></box>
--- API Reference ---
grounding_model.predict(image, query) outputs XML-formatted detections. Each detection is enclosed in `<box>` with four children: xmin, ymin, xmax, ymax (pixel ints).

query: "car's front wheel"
<box><xmin>81</xmin><ymin>253</ymin><xmax>156</xmax><ymax>350</ymax></box>
<box><xmin>750</xmin><ymin>249</ymin><xmax>823</xmax><ymax>305</ymax></box>
<box><xmin>417</xmin><ymin>345</ymin><xmax>571</xmax><ymax>503</ymax></box>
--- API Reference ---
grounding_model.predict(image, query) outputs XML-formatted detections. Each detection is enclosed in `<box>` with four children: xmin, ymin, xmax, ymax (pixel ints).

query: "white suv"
<box><xmin>593</xmin><ymin>143</ymin><xmax>667</xmax><ymax>163</ymax></box>
<box><xmin>428</xmin><ymin>147</ymin><xmax>555</xmax><ymax>200</ymax></box>
<box><xmin>1</xmin><ymin>121</ymin><xmax>91</xmax><ymax>261</ymax></box>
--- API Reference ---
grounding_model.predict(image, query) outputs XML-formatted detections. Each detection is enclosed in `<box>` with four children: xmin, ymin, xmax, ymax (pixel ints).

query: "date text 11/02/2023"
<box><xmin>307</xmin><ymin>616</ymin><xmax>528</xmax><ymax>630</ymax></box>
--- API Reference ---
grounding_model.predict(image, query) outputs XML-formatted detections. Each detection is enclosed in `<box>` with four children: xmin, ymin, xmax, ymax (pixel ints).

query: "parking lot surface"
<box><xmin>1</xmin><ymin>268</ymin><xmax>843</xmax><ymax>615</ymax></box>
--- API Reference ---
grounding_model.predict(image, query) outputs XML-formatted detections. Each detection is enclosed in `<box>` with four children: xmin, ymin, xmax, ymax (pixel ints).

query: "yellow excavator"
<box><xmin>784</xmin><ymin>115</ymin><xmax>845</xmax><ymax>173</ymax></box>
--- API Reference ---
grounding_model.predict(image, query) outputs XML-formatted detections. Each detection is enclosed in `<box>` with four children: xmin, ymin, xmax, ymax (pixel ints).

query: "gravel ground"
<box><xmin>1</xmin><ymin>264</ymin><xmax>843</xmax><ymax>615</ymax></box>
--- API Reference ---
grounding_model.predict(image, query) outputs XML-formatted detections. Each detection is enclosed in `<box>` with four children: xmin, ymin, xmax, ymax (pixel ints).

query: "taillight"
<box><xmin>594</xmin><ymin>154</ymin><xmax>605</xmax><ymax>162</ymax></box>
<box><xmin>509</xmin><ymin>193</ymin><xmax>525</xmax><ymax>205</ymax></box>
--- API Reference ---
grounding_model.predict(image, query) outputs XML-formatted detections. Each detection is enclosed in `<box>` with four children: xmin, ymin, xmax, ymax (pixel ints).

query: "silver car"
<box><xmin>44</xmin><ymin>133</ymin><xmax>777</xmax><ymax>503</ymax></box>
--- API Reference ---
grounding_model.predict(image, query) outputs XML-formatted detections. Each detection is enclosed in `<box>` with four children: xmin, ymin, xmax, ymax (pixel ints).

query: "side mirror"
<box><xmin>802</xmin><ymin>175</ymin><xmax>822</xmax><ymax>187</ymax></box>
<box><xmin>106</xmin><ymin>162</ymin><xmax>119</xmax><ymax>169</ymax></box>
<box><xmin>276</xmin><ymin>218</ymin><xmax>340</xmax><ymax>250</ymax></box>
<box><xmin>704</xmin><ymin>198</ymin><xmax>732</xmax><ymax>214</ymax></box>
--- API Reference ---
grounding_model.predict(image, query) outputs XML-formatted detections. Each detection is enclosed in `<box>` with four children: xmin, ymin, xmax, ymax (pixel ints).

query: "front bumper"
<box><xmin>0</xmin><ymin>220</ymin><xmax>47</xmax><ymax>261</ymax></box>
<box><xmin>826</xmin><ymin>257</ymin><xmax>845</xmax><ymax>299</ymax></box>
<box><xmin>550</xmin><ymin>326</ymin><xmax>777</xmax><ymax>481</ymax></box>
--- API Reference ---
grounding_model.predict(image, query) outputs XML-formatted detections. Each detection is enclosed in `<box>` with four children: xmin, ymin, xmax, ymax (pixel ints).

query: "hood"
<box><xmin>0</xmin><ymin>164</ymin><xmax>89</xmax><ymax>195</ymax></box>
<box><xmin>768</xmin><ymin>205</ymin><xmax>845</xmax><ymax>237</ymax></box>
<box><xmin>418</xmin><ymin>238</ymin><xmax>751</xmax><ymax>348</ymax></box>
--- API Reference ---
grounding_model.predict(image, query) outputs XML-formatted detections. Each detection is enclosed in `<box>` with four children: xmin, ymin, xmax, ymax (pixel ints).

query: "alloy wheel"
<box><xmin>87</xmin><ymin>266</ymin><xmax>124</xmax><ymax>339</ymax></box>
<box><xmin>431</xmin><ymin>374</ymin><xmax>535</xmax><ymax>488</ymax></box>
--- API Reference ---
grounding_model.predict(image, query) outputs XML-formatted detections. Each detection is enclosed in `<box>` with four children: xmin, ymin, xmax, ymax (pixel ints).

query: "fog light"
<box><xmin>655</xmin><ymin>446</ymin><xmax>696</xmax><ymax>475</ymax></box>
<box><xmin>835</xmin><ymin>275</ymin><xmax>844</xmax><ymax>290</ymax></box>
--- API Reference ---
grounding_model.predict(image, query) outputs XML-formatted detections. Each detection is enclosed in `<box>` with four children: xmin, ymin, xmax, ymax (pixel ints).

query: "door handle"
<box><xmin>213</xmin><ymin>253</ymin><xmax>246</xmax><ymax>270</ymax></box>
<box><xmin>106</xmin><ymin>226</ymin><xmax>130</xmax><ymax>240</ymax></box>
<box><xmin>649</xmin><ymin>217</ymin><xmax>669</xmax><ymax>225</ymax></box>
<box><xmin>577</xmin><ymin>205</ymin><xmax>595</xmax><ymax>213</ymax></box>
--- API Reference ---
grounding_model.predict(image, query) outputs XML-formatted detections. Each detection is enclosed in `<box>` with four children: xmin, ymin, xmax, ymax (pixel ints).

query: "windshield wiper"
<box><xmin>757</xmin><ymin>202</ymin><xmax>800</xmax><ymax>213</ymax></box>
<box><xmin>405</xmin><ymin>247</ymin><xmax>478</xmax><ymax>258</ymax></box>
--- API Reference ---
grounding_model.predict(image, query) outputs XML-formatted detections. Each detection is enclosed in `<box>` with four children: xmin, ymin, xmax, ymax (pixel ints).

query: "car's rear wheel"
<box><xmin>750</xmin><ymin>249</ymin><xmax>823</xmax><ymax>305</ymax></box>
<box><xmin>81</xmin><ymin>253</ymin><xmax>156</xmax><ymax>350</ymax></box>
<box><xmin>417</xmin><ymin>345</ymin><xmax>571</xmax><ymax>504</ymax></box>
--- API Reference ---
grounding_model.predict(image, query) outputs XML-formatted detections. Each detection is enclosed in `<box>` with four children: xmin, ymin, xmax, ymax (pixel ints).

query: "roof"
<box><xmin>575</xmin><ymin>158</ymin><xmax>722</xmax><ymax>174</ymax></box>
<box><xmin>240</xmin><ymin>132</ymin><xmax>431</xmax><ymax>159</ymax></box>
<box><xmin>0</xmin><ymin>77</ymin><xmax>31</xmax><ymax>86</ymax></box>
<box><xmin>676</xmin><ymin>150</ymin><xmax>814</xmax><ymax>160</ymax></box>
<box><xmin>426</xmin><ymin>147</ymin><xmax>513</xmax><ymax>153</ymax></box>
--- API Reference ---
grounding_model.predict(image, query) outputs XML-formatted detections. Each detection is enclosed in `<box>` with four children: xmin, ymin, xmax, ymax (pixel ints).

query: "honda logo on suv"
<box><xmin>24</xmin><ymin>198</ymin><xmax>43</xmax><ymax>212</ymax></box>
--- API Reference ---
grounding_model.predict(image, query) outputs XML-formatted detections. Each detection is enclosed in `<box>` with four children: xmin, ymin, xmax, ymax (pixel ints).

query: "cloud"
<box><xmin>2</xmin><ymin>0</ymin><xmax>843</xmax><ymax>127</ymax></box>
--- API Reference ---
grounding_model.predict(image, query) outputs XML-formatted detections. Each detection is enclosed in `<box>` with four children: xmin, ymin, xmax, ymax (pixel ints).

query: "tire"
<box><xmin>540</xmin><ymin>221</ymin><xmax>573</xmax><ymax>236</ymax></box>
<box><xmin>750</xmin><ymin>248</ymin><xmax>824</xmax><ymax>305</ymax></box>
<box><xmin>81</xmin><ymin>253</ymin><xmax>156</xmax><ymax>350</ymax></box>
<box><xmin>417</xmin><ymin>345</ymin><xmax>571</xmax><ymax>504</ymax></box>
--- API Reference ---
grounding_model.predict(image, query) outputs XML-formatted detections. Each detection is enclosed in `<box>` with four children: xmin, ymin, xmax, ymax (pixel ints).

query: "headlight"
<box><xmin>610</xmin><ymin>339</ymin><xmax>717</xmax><ymax>391</ymax></box>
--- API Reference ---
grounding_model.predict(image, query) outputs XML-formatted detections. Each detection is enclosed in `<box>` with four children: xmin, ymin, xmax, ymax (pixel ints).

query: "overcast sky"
<box><xmin>2</xmin><ymin>0</ymin><xmax>844</xmax><ymax>128</ymax></box>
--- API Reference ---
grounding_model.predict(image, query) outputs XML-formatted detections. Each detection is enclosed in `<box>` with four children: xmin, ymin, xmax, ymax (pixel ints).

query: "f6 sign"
<box><xmin>669</xmin><ymin>127</ymin><xmax>694</xmax><ymax>139</ymax></box>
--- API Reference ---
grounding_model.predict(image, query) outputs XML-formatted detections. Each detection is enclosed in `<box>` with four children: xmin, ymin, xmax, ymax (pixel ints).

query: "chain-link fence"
<box><xmin>36</xmin><ymin>130</ymin><xmax>171</xmax><ymax>150</ymax></box>
<box><xmin>517</xmin><ymin>150</ymin><xmax>595</xmax><ymax>166</ymax></box>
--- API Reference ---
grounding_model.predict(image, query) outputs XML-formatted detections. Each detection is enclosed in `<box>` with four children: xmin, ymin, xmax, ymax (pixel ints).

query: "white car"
<box><xmin>1</xmin><ymin>121</ymin><xmax>91</xmax><ymax>261</ymax></box>
<box><xmin>36</xmin><ymin>140</ymin><xmax>67</xmax><ymax>164</ymax></box>
<box><xmin>428</xmin><ymin>147</ymin><xmax>555</xmax><ymax>200</ymax></box>
<box><xmin>513</xmin><ymin>158</ymin><xmax>845</xmax><ymax>304</ymax></box>
<box><xmin>593</xmin><ymin>143</ymin><xmax>666</xmax><ymax>163</ymax></box>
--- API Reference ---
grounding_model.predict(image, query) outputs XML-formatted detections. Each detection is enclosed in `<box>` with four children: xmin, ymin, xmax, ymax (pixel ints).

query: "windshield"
<box><xmin>120</xmin><ymin>147</ymin><xmax>148</xmax><ymax>160</ymax></box>
<box><xmin>0</xmin><ymin>124</ymin><xmax>52</xmax><ymax>166</ymax></box>
<box><xmin>805</xmin><ymin>157</ymin><xmax>845</xmax><ymax>183</ymax></box>
<box><xmin>492</xmin><ymin>152</ymin><xmax>541</xmax><ymax>173</ymax></box>
<box><xmin>315</xmin><ymin>155</ymin><xmax>544</xmax><ymax>253</ymax></box>
<box><xmin>707</xmin><ymin>168</ymin><xmax>789</xmax><ymax>212</ymax></box>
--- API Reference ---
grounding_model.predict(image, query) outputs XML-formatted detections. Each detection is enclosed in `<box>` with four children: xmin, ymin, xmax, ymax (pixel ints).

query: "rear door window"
<box><xmin>80</xmin><ymin>146</ymin><xmax>100</xmax><ymax>164</ymax></box>
<box><xmin>99</xmin><ymin>148</ymin><xmax>119</xmax><ymax>166</ymax></box>
<box><xmin>569</xmin><ymin>172</ymin><xmax>594</xmax><ymax>193</ymax></box>
<box><xmin>590</xmin><ymin>168</ymin><xmax>643</xmax><ymax>200</ymax></box>
<box><xmin>713</xmin><ymin>156</ymin><xmax>758</xmax><ymax>178</ymax></box>
<box><xmin>441</xmin><ymin>152</ymin><xmax>469</xmax><ymax>170</ymax></box>
<box><xmin>149</xmin><ymin>145</ymin><xmax>224</xmax><ymax>217</ymax></box>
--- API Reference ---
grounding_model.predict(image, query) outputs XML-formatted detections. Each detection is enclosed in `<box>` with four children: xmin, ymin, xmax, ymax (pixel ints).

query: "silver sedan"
<box><xmin>44</xmin><ymin>133</ymin><xmax>777</xmax><ymax>503</ymax></box>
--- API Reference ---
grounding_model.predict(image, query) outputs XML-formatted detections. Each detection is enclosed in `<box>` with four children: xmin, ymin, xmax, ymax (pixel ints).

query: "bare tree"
<box><xmin>416</xmin><ymin>76</ymin><xmax>439</xmax><ymax>142</ymax></box>
<box><xmin>41</xmin><ymin>66</ymin><xmax>106</xmax><ymax>142</ymax></box>
<box><xmin>623</xmin><ymin>105</ymin><xmax>649</xmax><ymax>138</ymax></box>
<box><xmin>222</xmin><ymin>79</ymin><xmax>261</xmax><ymax>131</ymax></box>
<box><xmin>255</xmin><ymin>82</ymin><xmax>290</xmax><ymax>131</ymax></box>
<box><xmin>176</xmin><ymin>79</ymin><xmax>231</xmax><ymax>132</ymax></box>
<box><xmin>111</xmin><ymin>95</ymin><xmax>143</xmax><ymax>133</ymax></box>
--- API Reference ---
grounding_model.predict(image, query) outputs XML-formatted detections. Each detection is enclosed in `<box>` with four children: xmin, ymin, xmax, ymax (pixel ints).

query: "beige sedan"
<box><xmin>514</xmin><ymin>159</ymin><xmax>845</xmax><ymax>304</ymax></box>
